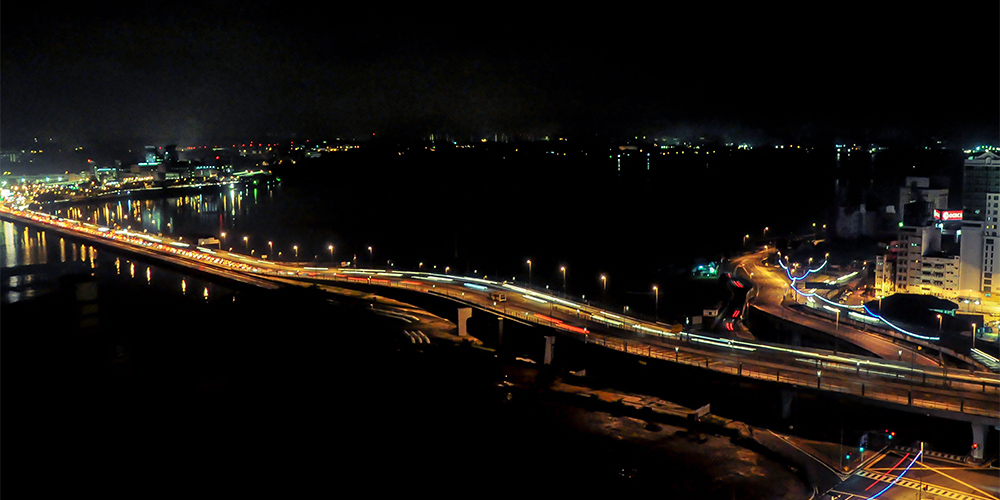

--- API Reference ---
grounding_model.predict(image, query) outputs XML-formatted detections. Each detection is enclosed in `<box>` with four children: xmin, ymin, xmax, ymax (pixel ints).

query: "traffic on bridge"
<box><xmin>4</xmin><ymin>204</ymin><xmax>998</xmax><ymax>433</ymax></box>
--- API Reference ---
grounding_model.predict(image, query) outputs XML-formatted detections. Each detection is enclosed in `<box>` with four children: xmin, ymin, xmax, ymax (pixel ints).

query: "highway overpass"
<box><xmin>3</xmin><ymin>205</ymin><xmax>997</xmax><ymax>458</ymax></box>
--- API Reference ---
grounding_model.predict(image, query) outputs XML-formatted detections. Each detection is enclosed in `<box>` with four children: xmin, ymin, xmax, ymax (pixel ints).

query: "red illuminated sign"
<box><xmin>933</xmin><ymin>209</ymin><xmax>963</xmax><ymax>221</ymax></box>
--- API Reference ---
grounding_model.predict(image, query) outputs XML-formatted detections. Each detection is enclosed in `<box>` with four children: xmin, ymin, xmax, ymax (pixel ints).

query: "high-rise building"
<box><xmin>962</xmin><ymin>151</ymin><xmax>1000</xmax><ymax>221</ymax></box>
<box><xmin>982</xmin><ymin>192</ymin><xmax>1000</xmax><ymax>297</ymax></box>
<box><xmin>893</xmin><ymin>225</ymin><xmax>961</xmax><ymax>297</ymax></box>
<box><xmin>889</xmin><ymin>178</ymin><xmax>998</xmax><ymax>306</ymax></box>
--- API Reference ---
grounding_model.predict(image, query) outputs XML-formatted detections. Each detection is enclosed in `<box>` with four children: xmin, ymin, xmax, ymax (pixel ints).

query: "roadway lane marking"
<box><xmin>374</xmin><ymin>309</ymin><xmax>417</xmax><ymax>323</ymax></box>
<box><xmin>916</xmin><ymin>462</ymin><xmax>1000</xmax><ymax>500</ymax></box>
<box><xmin>862</xmin><ymin>451</ymin><xmax>906</xmax><ymax>491</ymax></box>
<box><xmin>826</xmin><ymin>490</ymin><xmax>866</xmax><ymax>500</ymax></box>
<box><xmin>855</xmin><ymin>469</ymin><xmax>995</xmax><ymax>500</ymax></box>
<box><xmin>766</xmin><ymin>430</ymin><xmax>848</xmax><ymax>479</ymax></box>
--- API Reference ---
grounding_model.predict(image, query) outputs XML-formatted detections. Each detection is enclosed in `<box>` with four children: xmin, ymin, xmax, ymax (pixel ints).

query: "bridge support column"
<box><xmin>63</xmin><ymin>273</ymin><xmax>99</xmax><ymax>334</ymax></box>
<box><xmin>971</xmin><ymin>422</ymin><xmax>987</xmax><ymax>460</ymax></box>
<box><xmin>780</xmin><ymin>389</ymin><xmax>796</xmax><ymax>421</ymax></box>
<box><xmin>544</xmin><ymin>336</ymin><xmax>555</xmax><ymax>365</ymax></box>
<box><xmin>457</xmin><ymin>307</ymin><xmax>472</xmax><ymax>337</ymax></box>
<box><xmin>497</xmin><ymin>317</ymin><xmax>503</xmax><ymax>348</ymax></box>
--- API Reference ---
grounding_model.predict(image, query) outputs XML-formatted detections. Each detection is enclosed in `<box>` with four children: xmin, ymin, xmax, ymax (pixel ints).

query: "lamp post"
<box><xmin>368</xmin><ymin>246</ymin><xmax>373</xmax><ymax>263</ymax></box>
<box><xmin>743</xmin><ymin>234</ymin><xmax>749</xmax><ymax>247</ymax></box>
<box><xmin>221</xmin><ymin>232</ymin><xmax>226</xmax><ymax>248</ymax></box>
<box><xmin>243</xmin><ymin>236</ymin><xmax>248</xmax><ymax>251</ymax></box>
<box><xmin>972</xmin><ymin>323</ymin><xmax>977</xmax><ymax>350</ymax></box>
<box><xmin>526</xmin><ymin>259</ymin><xmax>532</xmax><ymax>286</ymax></box>
<box><xmin>268</xmin><ymin>240</ymin><xmax>273</xmax><ymax>256</ymax></box>
<box><xmin>653</xmin><ymin>285</ymin><xmax>659</xmax><ymax>322</ymax></box>
<box><xmin>329</xmin><ymin>245</ymin><xmax>334</xmax><ymax>260</ymax></box>
<box><xmin>601</xmin><ymin>274</ymin><xmax>607</xmax><ymax>302</ymax></box>
<box><xmin>561</xmin><ymin>266</ymin><xmax>566</xmax><ymax>294</ymax></box>
<box><xmin>937</xmin><ymin>314</ymin><xmax>943</xmax><ymax>333</ymax></box>
<box><xmin>817</xmin><ymin>370</ymin><xmax>822</xmax><ymax>389</ymax></box>
<box><xmin>293</xmin><ymin>245</ymin><xmax>298</xmax><ymax>258</ymax></box>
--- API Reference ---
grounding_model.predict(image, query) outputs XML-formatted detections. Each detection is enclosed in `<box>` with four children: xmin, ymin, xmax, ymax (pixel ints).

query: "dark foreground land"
<box><xmin>3</xmin><ymin>280</ymin><xmax>808</xmax><ymax>498</ymax></box>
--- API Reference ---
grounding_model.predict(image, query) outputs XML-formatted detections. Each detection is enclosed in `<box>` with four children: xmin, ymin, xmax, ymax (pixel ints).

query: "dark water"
<box><xmin>37</xmin><ymin>146</ymin><xmax>838</xmax><ymax>319</ymax></box>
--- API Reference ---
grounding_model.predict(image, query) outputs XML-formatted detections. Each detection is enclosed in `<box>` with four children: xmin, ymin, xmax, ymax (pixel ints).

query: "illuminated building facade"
<box><xmin>963</xmin><ymin>151</ymin><xmax>1000</xmax><ymax>221</ymax></box>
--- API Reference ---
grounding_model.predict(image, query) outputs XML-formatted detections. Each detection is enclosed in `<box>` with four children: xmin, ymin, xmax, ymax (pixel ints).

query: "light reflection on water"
<box><xmin>0</xmin><ymin>219</ymin><xmax>231</xmax><ymax>305</ymax></box>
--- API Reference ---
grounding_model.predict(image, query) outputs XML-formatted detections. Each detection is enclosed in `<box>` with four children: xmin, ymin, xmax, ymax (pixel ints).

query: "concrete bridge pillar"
<box><xmin>457</xmin><ymin>307</ymin><xmax>472</xmax><ymax>337</ymax></box>
<box><xmin>971</xmin><ymin>422</ymin><xmax>988</xmax><ymax>460</ymax></box>
<box><xmin>497</xmin><ymin>317</ymin><xmax>503</xmax><ymax>348</ymax></box>
<box><xmin>780</xmin><ymin>388</ymin><xmax>796</xmax><ymax>421</ymax></box>
<box><xmin>544</xmin><ymin>336</ymin><xmax>555</xmax><ymax>365</ymax></box>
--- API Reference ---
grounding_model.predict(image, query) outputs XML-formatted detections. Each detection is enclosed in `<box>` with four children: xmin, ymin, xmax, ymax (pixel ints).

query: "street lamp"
<box><xmin>937</xmin><ymin>314</ymin><xmax>943</xmax><ymax>333</ymax></box>
<box><xmin>526</xmin><ymin>259</ymin><xmax>532</xmax><ymax>285</ymax></box>
<box><xmin>243</xmin><ymin>236</ymin><xmax>248</xmax><ymax>250</ymax></box>
<box><xmin>763</xmin><ymin>226</ymin><xmax>769</xmax><ymax>238</ymax></box>
<box><xmin>220</xmin><ymin>232</ymin><xmax>226</xmax><ymax>248</ymax></box>
<box><xmin>329</xmin><ymin>245</ymin><xmax>334</xmax><ymax>260</ymax></box>
<box><xmin>601</xmin><ymin>274</ymin><xmax>607</xmax><ymax>302</ymax></box>
<box><xmin>743</xmin><ymin>234</ymin><xmax>749</xmax><ymax>246</ymax></box>
<box><xmin>835</xmin><ymin>309</ymin><xmax>840</xmax><ymax>330</ymax></box>
<box><xmin>368</xmin><ymin>246</ymin><xmax>373</xmax><ymax>263</ymax></box>
<box><xmin>817</xmin><ymin>370</ymin><xmax>822</xmax><ymax>389</ymax></box>
<box><xmin>653</xmin><ymin>285</ymin><xmax>659</xmax><ymax>322</ymax></box>
<box><xmin>293</xmin><ymin>245</ymin><xmax>298</xmax><ymax>258</ymax></box>
<box><xmin>972</xmin><ymin>323</ymin><xmax>977</xmax><ymax>349</ymax></box>
<box><xmin>268</xmin><ymin>240</ymin><xmax>273</xmax><ymax>256</ymax></box>
<box><xmin>561</xmin><ymin>266</ymin><xmax>566</xmax><ymax>293</ymax></box>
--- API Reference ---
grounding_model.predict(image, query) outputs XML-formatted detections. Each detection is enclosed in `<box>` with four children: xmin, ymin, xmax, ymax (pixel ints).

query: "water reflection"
<box><xmin>47</xmin><ymin>185</ymin><xmax>267</xmax><ymax>243</ymax></box>
<box><xmin>1</xmin><ymin>220</ymin><xmax>233</xmax><ymax>305</ymax></box>
<box><xmin>2</xmin><ymin>221</ymin><xmax>18</xmax><ymax>267</ymax></box>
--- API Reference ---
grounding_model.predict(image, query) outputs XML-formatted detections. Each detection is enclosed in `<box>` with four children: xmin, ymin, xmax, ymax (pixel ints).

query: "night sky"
<box><xmin>2</xmin><ymin>2</ymin><xmax>997</xmax><ymax>148</ymax></box>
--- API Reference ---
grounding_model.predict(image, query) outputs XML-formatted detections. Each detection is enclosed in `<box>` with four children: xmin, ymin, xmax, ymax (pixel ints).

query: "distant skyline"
<box><xmin>3</xmin><ymin>3</ymin><xmax>998</xmax><ymax>149</ymax></box>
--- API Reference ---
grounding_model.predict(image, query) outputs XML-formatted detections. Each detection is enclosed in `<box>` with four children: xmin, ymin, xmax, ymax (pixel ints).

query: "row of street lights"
<box><xmin>525</xmin><ymin>260</ymin><xmax>661</xmax><ymax>320</ymax></box>
<box><xmin>221</xmin><ymin>231</ymin><xmax>372</xmax><ymax>263</ymax></box>
<box><xmin>225</xmin><ymin>237</ymin><xmax>672</xmax><ymax>318</ymax></box>
<box><xmin>745</xmin><ymin>223</ymin><xmax>828</xmax><ymax>248</ymax></box>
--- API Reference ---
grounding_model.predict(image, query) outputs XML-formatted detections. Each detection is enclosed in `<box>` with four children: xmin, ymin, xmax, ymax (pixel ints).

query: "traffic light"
<box><xmin>846</xmin><ymin>453</ymin><xmax>852</xmax><ymax>460</ymax></box>
<box><xmin>859</xmin><ymin>446</ymin><xmax>865</xmax><ymax>453</ymax></box>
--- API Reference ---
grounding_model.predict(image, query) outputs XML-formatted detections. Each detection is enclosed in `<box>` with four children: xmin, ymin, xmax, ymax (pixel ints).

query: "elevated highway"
<box><xmin>3</xmin><ymin>205</ymin><xmax>997</xmax><ymax>457</ymax></box>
